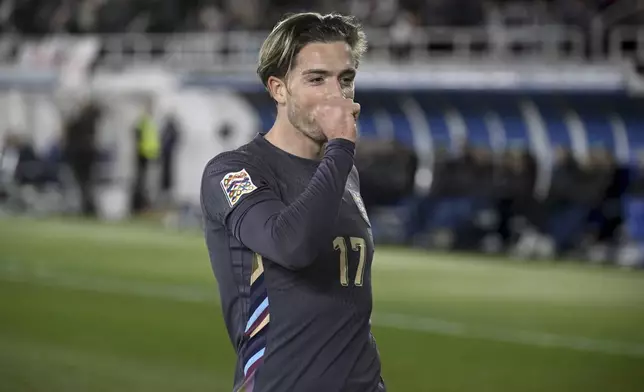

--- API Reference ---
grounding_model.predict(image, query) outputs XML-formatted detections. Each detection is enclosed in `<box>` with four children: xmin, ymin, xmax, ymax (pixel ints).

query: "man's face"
<box><xmin>282</xmin><ymin>41</ymin><xmax>357</xmax><ymax>142</ymax></box>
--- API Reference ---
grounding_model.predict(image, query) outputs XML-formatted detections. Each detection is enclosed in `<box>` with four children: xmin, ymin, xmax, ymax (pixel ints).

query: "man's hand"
<box><xmin>312</xmin><ymin>98</ymin><xmax>360</xmax><ymax>143</ymax></box>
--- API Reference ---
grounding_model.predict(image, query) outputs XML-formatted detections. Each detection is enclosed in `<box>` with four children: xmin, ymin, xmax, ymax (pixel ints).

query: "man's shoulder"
<box><xmin>200</xmin><ymin>141</ymin><xmax>270</xmax><ymax>220</ymax></box>
<box><xmin>203</xmin><ymin>140</ymin><xmax>267</xmax><ymax>177</ymax></box>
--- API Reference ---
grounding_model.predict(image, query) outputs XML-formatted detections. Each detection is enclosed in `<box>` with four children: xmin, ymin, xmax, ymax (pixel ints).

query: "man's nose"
<box><xmin>325</xmin><ymin>79</ymin><xmax>344</xmax><ymax>99</ymax></box>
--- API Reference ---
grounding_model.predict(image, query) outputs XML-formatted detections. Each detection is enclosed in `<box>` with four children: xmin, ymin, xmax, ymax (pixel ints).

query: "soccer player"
<box><xmin>200</xmin><ymin>12</ymin><xmax>385</xmax><ymax>392</ymax></box>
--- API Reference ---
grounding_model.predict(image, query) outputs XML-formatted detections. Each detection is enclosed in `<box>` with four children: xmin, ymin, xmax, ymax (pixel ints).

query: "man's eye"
<box><xmin>309</xmin><ymin>77</ymin><xmax>324</xmax><ymax>84</ymax></box>
<box><xmin>341</xmin><ymin>78</ymin><xmax>354</xmax><ymax>85</ymax></box>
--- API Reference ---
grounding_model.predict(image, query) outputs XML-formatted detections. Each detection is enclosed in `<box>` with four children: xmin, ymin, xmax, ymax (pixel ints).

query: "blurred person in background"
<box><xmin>354</xmin><ymin>138</ymin><xmax>417</xmax><ymax>208</ymax></box>
<box><xmin>546</xmin><ymin>145</ymin><xmax>580</xmax><ymax>255</ymax></box>
<box><xmin>546</xmin><ymin>148</ymin><xmax>611</xmax><ymax>257</ymax></box>
<box><xmin>419</xmin><ymin>142</ymin><xmax>474</xmax><ymax>248</ymax></box>
<box><xmin>584</xmin><ymin>147</ymin><xmax>625</xmax><ymax>262</ymax></box>
<box><xmin>1</xmin><ymin>133</ymin><xmax>38</xmax><ymax>185</ymax></box>
<box><xmin>389</xmin><ymin>10</ymin><xmax>417</xmax><ymax>60</ymax></box>
<box><xmin>353</xmin><ymin>137</ymin><xmax>418</xmax><ymax>244</ymax></box>
<box><xmin>624</xmin><ymin>149</ymin><xmax>644</xmax><ymax>252</ymax></box>
<box><xmin>628</xmin><ymin>149</ymin><xmax>644</xmax><ymax>196</ymax></box>
<box><xmin>445</xmin><ymin>143</ymin><xmax>499</xmax><ymax>250</ymax></box>
<box><xmin>447</xmin><ymin>143</ymin><xmax>482</xmax><ymax>248</ymax></box>
<box><xmin>159</xmin><ymin>113</ymin><xmax>180</xmax><ymax>206</ymax></box>
<box><xmin>426</xmin><ymin>0</ymin><xmax>484</xmax><ymax>26</ymax></box>
<box><xmin>200</xmin><ymin>12</ymin><xmax>385</xmax><ymax>392</ymax></box>
<box><xmin>426</xmin><ymin>143</ymin><xmax>451</xmax><ymax>198</ymax></box>
<box><xmin>131</xmin><ymin>97</ymin><xmax>160</xmax><ymax>214</ymax></box>
<box><xmin>0</xmin><ymin>132</ymin><xmax>52</xmax><ymax>206</ymax></box>
<box><xmin>495</xmin><ymin>146</ymin><xmax>537</xmax><ymax>252</ymax></box>
<box><xmin>0</xmin><ymin>133</ymin><xmax>24</xmax><ymax>202</ymax></box>
<box><xmin>573</xmin><ymin>149</ymin><xmax>614</xmax><ymax>251</ymax></box>
<box><xmin>465</xmin><ymin>144</ymin><xmax>498</xmax><ymax>249</ymax></box>
<box><xmin>63</xmin><ymin>100</ymin><xmax>101</xmax><ymax>217</ymax></box>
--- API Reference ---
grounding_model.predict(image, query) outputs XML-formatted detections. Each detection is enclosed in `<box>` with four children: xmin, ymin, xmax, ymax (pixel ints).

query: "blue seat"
<box><xmin>461</xmin><ymin>110</ymin><xmax>491</xmax><ymax>148</ymax></box>
<box><xmin>447</xmin><ymin>94</ymin><xmax>491</xmax><ymax>148</ymax></box>
<box><xmin>571</xmin><ymin>100</ymin><xmax>615</xmax><ymax>152</ymax></box>
<box><xmin>618</xmin><ymin>100</ymin><xmax>644</xmax><ymax>161</ymax></box>
<box><xmin>484</xmin><ymin>96</ymin><xmax>529</xmax><ymax>146</ymax></box>
<box><xmin>532</xmin><ymin>97</ymin><xmax>572</xmax><ymax>148</ymax></box>
<box><xmin>624</xmin><ymin>196</ymin><xmax>644</xmax><ymax>242</ymax></box>
<box><xmin>377</xmin><ymin>98</ymin><xmax>416</xmax><ymax>148</ymax></box>
<box><xmin>426</xmin><ymin>110</ymin><xmax>451</xmax><ymax>148</ymax></box>
<box><xmin>356</xmin><ymin>98</ymin><xmax>379</xmax><ymax>139</ymax></box>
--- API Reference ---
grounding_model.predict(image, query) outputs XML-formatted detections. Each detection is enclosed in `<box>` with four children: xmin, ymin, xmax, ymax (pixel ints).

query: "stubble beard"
<box><xmin>287</xmin><ymin>100</ymin><xmax>327</xmax><ymax>144</ymax></box>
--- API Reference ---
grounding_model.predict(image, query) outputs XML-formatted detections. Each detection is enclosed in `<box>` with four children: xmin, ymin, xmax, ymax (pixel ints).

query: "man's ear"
<box><xmin>267</xmin><ymin>76</ymin><xmax>287</xmax><ymax>105</ymax></box>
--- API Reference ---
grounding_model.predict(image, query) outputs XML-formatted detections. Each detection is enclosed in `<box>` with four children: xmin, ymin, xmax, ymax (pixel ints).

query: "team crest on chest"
<box><xmin>349</xmin><ymin>189</ymin><xmax>370</xmax><ymax>225</ymax></box>
<box><xmin>221</xmin><ymin>169</ymin><xmax>257</xmax><ymax>207</ymax></box>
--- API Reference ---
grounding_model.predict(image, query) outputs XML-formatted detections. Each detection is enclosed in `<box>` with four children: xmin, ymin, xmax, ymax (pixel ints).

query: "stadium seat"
<box><xmin>532</xmin><ymin>96</ymin><xmax>572</xmax><ymax>148</ymax></box>
<box><xmin>412</xmin><ymin>93</ymin><xmax>451</xmax><ymax>148</ymax></box>
<box><xmin>380</xmin><ymin>98</ymin><xmax>415</xmax><ymax>149</ymax></box>
<box><xmin>495</xmin><ymin>98</ymin><xmax>530</xmax><ymax>146</ymax></box>
<box><xmin>354</xmin><ymin>94</ymin><xmax>379</xmax><ymax>139</ymax></box>
<box><xmin>570</xmin><ymin>98</ymin><xmax>616</xmax><ymax>153</ymax></box>
<box><xmin>618</xmin><ymin>101</ymin><xmax>644</xmax><ymax>161</ymax></box>
<box><xmin>447</xmin><ymin>94</ymin><xmax>492</xmax><ymax>148</ymax></box>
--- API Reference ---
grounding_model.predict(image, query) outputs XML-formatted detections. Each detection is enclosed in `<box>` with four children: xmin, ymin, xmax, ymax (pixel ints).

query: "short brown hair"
<box><xmin>257</xmin><ymin>12</ymin><xmax>368</xmax><ymax>88</ymax></box>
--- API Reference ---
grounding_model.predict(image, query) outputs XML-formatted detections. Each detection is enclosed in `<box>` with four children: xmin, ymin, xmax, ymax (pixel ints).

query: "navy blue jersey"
<box><xmin>201</xmin><ymin>134</ymin><xmax>385</xmax><ymax>392</ymax></box>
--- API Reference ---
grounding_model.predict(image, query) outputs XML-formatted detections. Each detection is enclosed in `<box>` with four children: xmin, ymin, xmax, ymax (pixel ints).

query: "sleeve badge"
<box><xmin>220</xmin><ymin>168</ymin><xmax>258</xmax><ymax>207</ymax></box>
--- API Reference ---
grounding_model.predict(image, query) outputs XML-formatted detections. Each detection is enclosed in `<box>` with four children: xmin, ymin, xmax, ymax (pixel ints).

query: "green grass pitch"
<box><xmin>1</xmin><ymin>217</ymin><xmax>643</xmax><ymax>391</ymax></box>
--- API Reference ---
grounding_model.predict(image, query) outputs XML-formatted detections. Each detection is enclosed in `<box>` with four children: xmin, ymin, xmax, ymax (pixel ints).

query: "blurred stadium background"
<box><xmin>1</xmin><ymin>0</ymin><xmax>644</xmax><ymax>391</ymax></box>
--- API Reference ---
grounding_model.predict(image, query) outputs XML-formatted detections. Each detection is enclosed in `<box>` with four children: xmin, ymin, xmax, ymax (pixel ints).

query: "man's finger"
<box><xmin>352</xmin><ymin>103</ymin><xmax>361</xmax><ymax>120</ymax></box>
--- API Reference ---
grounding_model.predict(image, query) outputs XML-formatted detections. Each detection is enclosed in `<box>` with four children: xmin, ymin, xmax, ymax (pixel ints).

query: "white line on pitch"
<box><xmin>3</xmin><ymin>266</ymin><xmax>644</xmax><ymax>358</ymax></box>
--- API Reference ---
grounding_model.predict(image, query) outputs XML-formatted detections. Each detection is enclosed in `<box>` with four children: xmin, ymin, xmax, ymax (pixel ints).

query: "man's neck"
<box><xmin>264</xmin><ymin>116</ymin><xmax>324</xmax><ymax>160</ymax></box>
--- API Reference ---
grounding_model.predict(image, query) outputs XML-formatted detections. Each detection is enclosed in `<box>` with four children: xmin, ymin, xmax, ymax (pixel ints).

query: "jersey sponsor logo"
<box><xmin>349</xmin><ymin>189</ymin><xmax>371</xmax><ymax>225</ymax></box>
<box><xmin>220</xmin><ymin>168</ymin><xmax>258</xmax><ymax>207</ymax></box>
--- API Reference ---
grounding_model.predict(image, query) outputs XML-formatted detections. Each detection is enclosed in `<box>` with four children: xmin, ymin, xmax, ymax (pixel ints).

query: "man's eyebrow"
<box><xmin>301</xmin><ymin>69</ymin><xmax>331</xmax><ymax>76</ymax></box>
<box><xmin>300</xmin><ymin>68</ymin><xmax>356</xmax><ymax>77</ymax></box>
